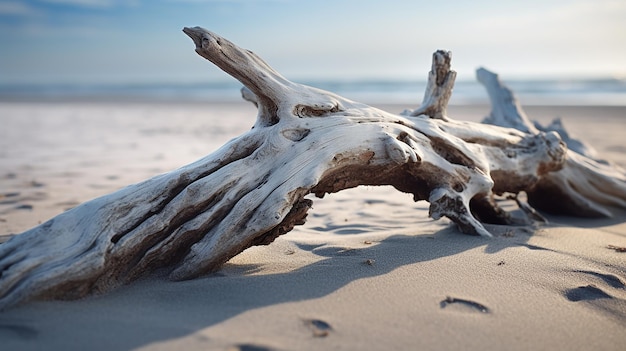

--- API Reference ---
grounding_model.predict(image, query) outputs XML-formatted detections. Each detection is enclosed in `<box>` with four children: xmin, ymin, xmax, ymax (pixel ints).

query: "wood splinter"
<box><xmin>0</xmin><ymin>27</ymin><xmax>624</xmax><ymax>311</ymax></box>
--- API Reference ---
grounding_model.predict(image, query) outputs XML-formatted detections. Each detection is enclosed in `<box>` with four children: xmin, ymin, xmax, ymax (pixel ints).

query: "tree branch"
<box><xmin>3</xmin><ymin>27</ymin><xmax>619</xmax><ymax>312</ymax></box>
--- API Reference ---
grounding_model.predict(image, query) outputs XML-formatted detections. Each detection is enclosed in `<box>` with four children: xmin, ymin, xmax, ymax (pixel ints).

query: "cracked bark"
<box><xmin>0</xmin><ymin>27</ymin><xmax>621</xmax><ymax>310</ymax></box>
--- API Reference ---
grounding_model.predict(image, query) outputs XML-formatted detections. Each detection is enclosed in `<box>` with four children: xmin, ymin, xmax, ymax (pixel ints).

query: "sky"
<box><xmin>1</xmin><ymin>0</ymin><xmax>625</xmax><ymax>85</ymax></box>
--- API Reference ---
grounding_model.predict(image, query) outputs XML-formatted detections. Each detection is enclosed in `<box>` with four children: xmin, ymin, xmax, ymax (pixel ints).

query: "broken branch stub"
<box><xmin>1</xmin><ymin>26</ymin><xmax>619</xmax><ymax>311</ymax></box>
<box><xmin>405</xmin><ymin>50</ymin><xmax>455</xmax><ymax>120</ymax></box>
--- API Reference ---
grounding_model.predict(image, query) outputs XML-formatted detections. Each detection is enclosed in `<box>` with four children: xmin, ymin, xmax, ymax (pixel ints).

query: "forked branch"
<box><xmin>0</xmin><ymin>27</ymin><xmax>622</xmax><ymax>311</ymax></box>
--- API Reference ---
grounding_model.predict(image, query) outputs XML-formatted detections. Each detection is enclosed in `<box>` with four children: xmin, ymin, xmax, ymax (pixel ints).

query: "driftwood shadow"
<box><xmin>0</xmin><ymin>225</ymin><xmax>534</xmax><ymax>350</ymax></box>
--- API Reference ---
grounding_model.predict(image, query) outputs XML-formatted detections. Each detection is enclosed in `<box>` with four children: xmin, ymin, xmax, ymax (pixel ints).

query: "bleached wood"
<box><xmin>2</xmin><ymin>27</ymin><xmax>619</xmax><ymax>311</ymax></box>
<box><xmin>477</xmin><ymin>68</ymin><xmax>626</xmax><ymax>217</ymax></box>
<box><xmin>403</xmin><ymin>50</ymin><xmax>455</xmax><ymax>120</ymax></box>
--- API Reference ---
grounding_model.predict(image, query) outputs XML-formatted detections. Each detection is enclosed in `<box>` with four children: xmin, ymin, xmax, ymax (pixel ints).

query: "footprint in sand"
<box><xmin>303</xmin><ymin>318</ymin><xmax>333</xmax><ymax>337</ymax></box>
<box><xmin>0</xmin><ymin>203</ymin><xmax>34</xmax><ymax>215</ymax></box>
<box><xmin>565</xmin><ymin>271</ymin><xmax>626</xmax><ymax>321</ymax></box>
<box><xmin>440</xmin><ymin>296</ymin><xmax>490</xmax><ymax>314</ymax></box>
<box><xmin>0</xmin><ymin>192</ymin><xmax>21</xmax><ymax>205</ymax></box>
<box><xmin>0</xmin><ymin>191</ymin><xmax>47</xmax><ymax>214</ymax></box>
<box><xmin>229</xmin><ymin>344</ymin><xmax>278</xmax><ymax>351</ymax></box>
<box><xmin>573</xmin><ymin>270</ymin><xmax>625</xmax><ymax>289</ymax></box>
<box><xmin>565</xmin><ymin>284</ymin><xmax>613</xmax><ymax>302</ymax></box>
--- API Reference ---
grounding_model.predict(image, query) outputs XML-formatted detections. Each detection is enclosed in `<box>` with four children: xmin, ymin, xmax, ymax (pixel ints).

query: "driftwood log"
<box><xmin>1</xmin><ymin>27</ymin><xmax>625</xmax><ymax>311</ymax></box>
<box><xmin>476</xmin><ymin>68</ymin><xmax>626</xmax><ymax>217</ymax></box>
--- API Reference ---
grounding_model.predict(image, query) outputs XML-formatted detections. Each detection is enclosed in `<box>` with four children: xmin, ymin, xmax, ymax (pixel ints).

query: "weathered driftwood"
<box><xmin>477</xmin><ymin>68</ymin><xmax>626</xmax><ymax>217</ymax></box>
<box><xmin>0</xmin><ymin>27</ymin><xmax>623</xmax><ymax>311</ymax></box>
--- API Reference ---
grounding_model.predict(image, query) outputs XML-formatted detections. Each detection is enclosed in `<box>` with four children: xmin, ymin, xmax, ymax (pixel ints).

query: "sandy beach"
<box><xmin>0</xmin><ymin>101</ymin><xmax>625</xmax><ymax>350</ymax></box>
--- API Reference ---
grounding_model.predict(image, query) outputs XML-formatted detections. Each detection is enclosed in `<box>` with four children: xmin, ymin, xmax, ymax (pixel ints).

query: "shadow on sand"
<box><xmin>2</xmin><ymin>206</ymin><xmax>626</xmax><ymax>350</ymax></box>
<box><xmin>0</xmin><ymin>222</ymin><xmax>540</xmax><ymax>350</ymax></box>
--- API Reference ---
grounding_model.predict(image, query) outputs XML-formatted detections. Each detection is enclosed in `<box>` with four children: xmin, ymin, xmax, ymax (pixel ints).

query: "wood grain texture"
<box><xmin>0</xmin><ymin>27</ymin><xmax>622</xmax><ymax>311</ymax></box>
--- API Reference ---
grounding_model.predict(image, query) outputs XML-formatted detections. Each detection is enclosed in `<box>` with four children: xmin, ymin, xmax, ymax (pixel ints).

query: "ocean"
<box><xmin>1</xmin><ymin>78</ymin><xmax>625</xmax><ymax>106</ymax></box>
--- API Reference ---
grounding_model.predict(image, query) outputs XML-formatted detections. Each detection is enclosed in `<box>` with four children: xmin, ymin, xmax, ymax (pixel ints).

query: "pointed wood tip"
<box><xmin>183</xmin><ymin>27</ymin><xmax>202</xmax><ymax>46</ymax></box>
<box><xmin>476</xmin><ymin>67</ymin><xmax>499</xmax><ymax>84</ymax></box>
<box><xmin>183</xmin><ymin>26</ymin><xmax>212</xmax><ymax>43</ymax></box>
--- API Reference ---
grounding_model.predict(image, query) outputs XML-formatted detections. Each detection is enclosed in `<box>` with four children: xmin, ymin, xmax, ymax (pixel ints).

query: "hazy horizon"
<box><xmin>1</xmin><ymin>0</ymin><xmax>625</xmax><ymax>86</ymax></box>
<box><xmin>2</xmin><ymin>76</ymin><xmax>625</xmax><ymax>106</ymax></box>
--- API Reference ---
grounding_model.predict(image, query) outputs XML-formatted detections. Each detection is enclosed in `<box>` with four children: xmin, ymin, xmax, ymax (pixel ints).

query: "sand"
<box><xmin>0</xmin><ymin>101</ymin><xmax>625</xmax><ymax>351</ymax></box>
